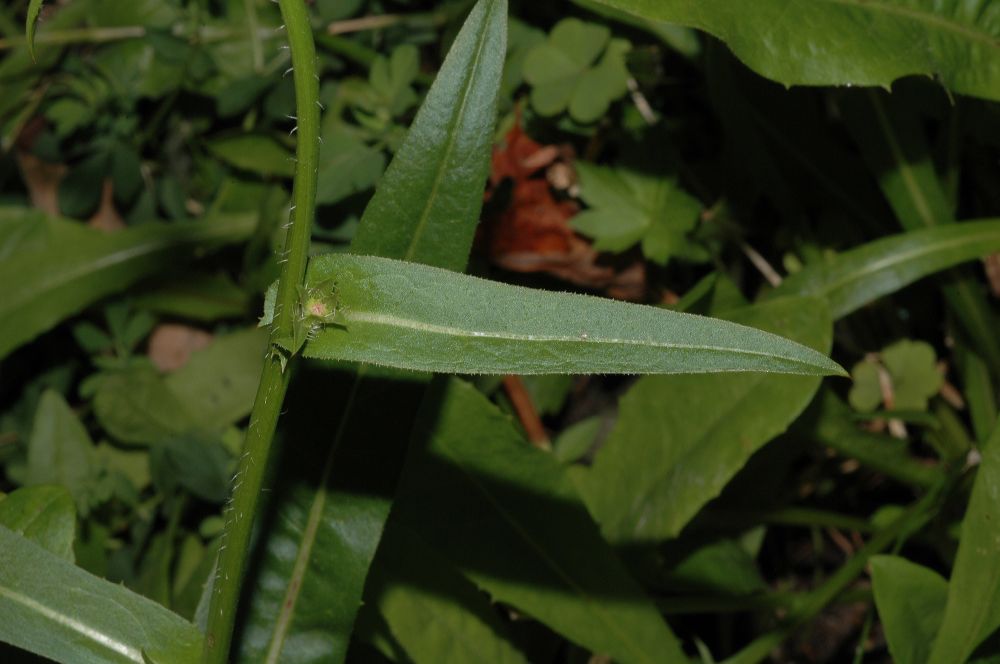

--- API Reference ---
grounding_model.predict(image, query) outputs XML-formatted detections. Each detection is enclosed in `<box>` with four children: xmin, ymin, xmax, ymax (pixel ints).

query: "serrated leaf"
<box><xmin>575</xmin><ymin>296</ymin><xmax>832</xmax><ymax>542</ymax></box>
<box><xmin>0</xmin><ymin>526</ymin><xmax>202</xmax><ymax>664</ymax></box>
<box><xmin>587</xmin><ymin>0</ymin><xmax>1000</xmax><ymax>102</ymax></box>
<box><xmin>770</xmin><ymin>219</ymin><xmax>1000</xmax><ymax>319</ymax></box>
<box><xmin>871</xmin><ymin>555</ymin><xmax>947</xmax><ymax>664</ymax></box>
<box><xmin>572</xmin><ymin>162</ymin><xmax>702</xmax><ymax>263</ymax></box>
<box><xmin>928</xmin><ymin>418</ymin><xmax>1000</xmax><ymax>664</ymax></box>
<box><xmin>0</xmin><ymin>209</ymin><xmax>255</xmax><ymax>360</ymax></box>
<box><xmin>303</xmin><ymin>254</ymin><xmax>843</xmax><ymax>377</ymax></box>
<box><xmin>0</xmin><ymin>485</ymin><xmax>75</xmax><ymax>561</ymax></box>
<box><xmin>393</xmin><ymin>378</ymin><xmax>687</xmax><ymax>664</ymax></box>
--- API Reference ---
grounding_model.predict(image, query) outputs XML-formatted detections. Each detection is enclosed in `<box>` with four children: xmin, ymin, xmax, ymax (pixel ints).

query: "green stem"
<box><xmin>201</xmin><ymin>2</ymin><xmax>320</xmax><ymax>662</ymax></box>
<box><xmin>723</xmin><ymin>475</ymin><xmax>956</xmax><ymax>664</ymax></box>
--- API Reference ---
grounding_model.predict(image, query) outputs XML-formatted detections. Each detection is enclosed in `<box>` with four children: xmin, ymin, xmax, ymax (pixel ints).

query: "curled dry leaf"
<box><xmin>147</xmin><ymin>323</ymin><xmax>213</xmax><ymax>372</ymax></box>
<box><xmin>481</xmin><ymin>118</ymin><xmax>645</xmax><ymax>300</ymax></box>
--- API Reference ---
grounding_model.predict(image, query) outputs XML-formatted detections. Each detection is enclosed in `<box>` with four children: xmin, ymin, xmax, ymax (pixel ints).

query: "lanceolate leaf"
<box><xmin>928</xmin><ymin>418</ymin><xmax>1000</xmax><ymax>664</ymax></box>
<box><xmin>0</xmin><ymin>526</ymin><xmax>202</xmax><ymax>664</ymax></box>
<box><xmin>349</xmin><ymin>0</ymin><xmax>508</xmax><ymax>271</ymax></box>
<box><xmin>576</xmin><ymin>296</ymin><xmax>831</xmax><ymax>543</ymax></box>
<box><xmin>25</xmin><ymin>0</ymin><xmax>45</xmax><ymax>62</ymax></box>
<box><xmin>588</xmin><ymin>0</ymin><xmax>1000</xmax><ymax>101</ymax></box>
<box><xmin>841</xmin><ymin>90</ymin><xmax>1000</xmax><ymax>375</ymax></box>
<box><xmin>303</xmin><ymin>254</ymin><xmax>843</xmax><ymax>376</ymax></box>
<box><xmin>393</xmin><ymin>378</ymin><xmax>687</xmax><ymax>664</ymax></box>
<box><xmin>0</xmin><ymin>209</ymin><xmax>256</xmax><ymax>360</ymax></box>
<box><xmin>770</xmin><ymin>219</ymin><xmax>1000</xmax><ymax>319</ymax></box>
<box><xmin>237</xmin><ymin>2</ymin><xmax>509</xmax><ymax>662</ymax></box>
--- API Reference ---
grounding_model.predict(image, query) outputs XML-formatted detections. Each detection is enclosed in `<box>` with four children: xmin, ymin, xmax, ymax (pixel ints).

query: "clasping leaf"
<box><xmin>303</xmin><ymin>254</ymin><xmax>845</xmax><ymax>377</ymax></box>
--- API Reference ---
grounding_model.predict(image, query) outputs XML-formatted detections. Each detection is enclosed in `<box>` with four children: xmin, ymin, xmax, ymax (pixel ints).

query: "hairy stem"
<box><xmin>201</xmin><ymin>2</ymin><xmax>320</xmax><ymax>662</ymax></box>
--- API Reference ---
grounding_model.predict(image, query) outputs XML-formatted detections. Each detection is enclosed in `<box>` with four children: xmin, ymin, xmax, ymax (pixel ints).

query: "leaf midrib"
<box><xmin>0</xmin><ymin>582</ymin><xmax>144</xmax><ymax>663</ymax></box>
<box><xmin>336</xmin><ymin>310</ymin><xmax>828</xmax><ymax>372</ymax></box>
<box><xmin>402</xmin><ymin>0</ymin><xmax>497</xmax><ymax>263</ymax></box>
<box><xmin>2</xmin><ymin>217</ymin><xmax>251</xmax><ymax>316</ymax></box>
<box><xmin>818</xmin><ymin>228</ymin><xmax>1000</xmax><ymax>303</ymax></box>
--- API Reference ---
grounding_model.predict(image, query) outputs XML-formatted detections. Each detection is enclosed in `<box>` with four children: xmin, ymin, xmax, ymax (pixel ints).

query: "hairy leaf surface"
<box><xmin>304</xmin><ymin>255</ymin><xmax>843</xmax><ymax>376</ymax></box>
<box><xmin>0</xmin><ymin>526</ymin><xmax>202</xmax><ymax>664</ymax></box>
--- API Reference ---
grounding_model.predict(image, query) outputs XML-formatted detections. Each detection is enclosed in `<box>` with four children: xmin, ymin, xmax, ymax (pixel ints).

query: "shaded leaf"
<box><xmin>588</xmin><ymin>0</ymin><xmax>1000</xmax><ymax>101</ymax></box>
<box><xmin>0</xmin><ymin>526</ymin><xmax>202</xmax><ymax>664</ymax></box>
<box><xmin>871</xmin><ymin>555</ymin><xmax>947</xmax><ymax>664</ymax></box>
<box><xmin>572</xmin><ymin>162</ymin><xmax>702</xmax><ymax>264</ymax></box>
<box><xmin>0</xmin><ymin>209</ymin><xmax>256</xmax><ymax>360</ymax></box>
<box><xmin>770</xmin><ymin>219</ymin><xmax>1000</xmax><ymax>319</ymax></box>
<box><xmin>22</xmin><ymin>391</ymin><xmax>98</xmax><ymax>515</ymax></box>
<box><xmin>26</xmin><ymin>0</ymin><xmax>45</xmax><ymax>62</ymax></box>
<box><xmin>928</xmin><ymin>418</ymin><xmax>1000</xmax><ymax>664</ymax></box>
<box><xmin>304</xmin><ymin>254</ymin><xmax>843</xmax><ymax>376</ymax></box>
<box><xmin>394</xmin><ymin>377</ymin><xmax>687</xmax><ymax>664</ymax></box>
<box><xmin>207</xmin><ymin>135</ymin><xmax>295</xmax><ymax>178</ymax></box>
<box><xmin>367</xmin><ymin>523</ymin><xmax>530</xmax><ymax>664</ymax></box>
<box><xmin>576</xmin><ymin>296</ymin><xmax>831</xmax><ymax>542</ymax></box>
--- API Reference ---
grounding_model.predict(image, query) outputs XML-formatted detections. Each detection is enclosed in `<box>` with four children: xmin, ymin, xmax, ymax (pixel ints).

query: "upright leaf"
<box><xmin>237</xmin><ymin>3</ymin><xmax>508</xmax><ymax>662</ymax></box>
<box><xmin>588</xmin><ymin>0</ymin><xmax>1000</xmax><ymax>101</ymax></box>
<box><xmin>871</xmin><ymin>555</ymin><xmax>948</xmax><ymax>664</ymax></box>
<box><xmin>770</xmin><ymin>219</ymin><xmax>1000</xmax><ymax>319</ymax></box>
<box><xmin>0</xmin><ymin>526</ymin><xmax>202</xmax><ymax>664</ymax></box>
<box><xmin>0</xmin><ymin>209</ymin><xmax>255</xmax><ymax>360</ymax></box>
<box><xmin>928</xmin><ymin>418</ymin><xmax>1000</xmax><ymax>664</ymax></box>
<box><xmin>25</xmin><ymin>0</ymin><xmax>45</xmax><ymax>62</ymax></box>
<box><xmin>576</xmin><ymin>297</ymin><xmax>831</xmax><ymax>542</ymax></box>
<box><xmin>393</xmin><ymin>378</ymin><xmax>687</xmax><ymax>664</ymax></box>
<box><xmin>304</xmin><ymin>255</ymin><xmax>843</xmax><ymax>376</ymax></box>
<box><xmin>350</xmin><ymin>0</ymin><xmax>507</xmax><ymax>272</ymax></box>
<box><xmin>22</xmin><ymin>391</ymin><xmax>98</xmax><ymax>514</ymax></box>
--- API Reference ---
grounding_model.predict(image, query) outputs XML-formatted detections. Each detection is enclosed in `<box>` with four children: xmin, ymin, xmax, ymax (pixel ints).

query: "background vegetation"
<box><xmin>1</xmin><ymin>1</ymin><xmax>999</xmax><ymax>663</ymax></box>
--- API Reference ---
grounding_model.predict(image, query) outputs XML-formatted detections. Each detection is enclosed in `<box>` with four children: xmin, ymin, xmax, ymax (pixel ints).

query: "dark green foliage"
<box><xmin>1</xmin><ymin>1</ymin><xmax>1000</xmax><ymax>663</ymax></box>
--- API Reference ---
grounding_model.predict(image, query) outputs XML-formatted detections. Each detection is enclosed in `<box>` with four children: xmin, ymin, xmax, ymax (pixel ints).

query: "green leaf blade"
<box><xmin>771</xmin><ymin>219</ymin><xmax>1000</xmax><ymax>319</ymax></box>
<box><xmin>303</xmin><ymin>254</ymin><xmax>844</xmax><ymax>377</ymax></box>
<box><xmin>0</xmin><ymin>209</ymin><xmax>256</xmax><ymax>360</ymax></box>
<box><xmin>871</xmin><ymin>555</ymin><xmax>948</xmax><ymax>664</ymax></box>
<box><xmin>0</xmin><ymin>526</ymin><xmax>202</xmax><ymax>664</ymax></box>
<box><xmin>26</xmin><ymin>0</ymin><xmax>44</xmax><ymax>62</ymax></box>
<box><xmin>588</xmin><ymin>0</ymin><xmax>1000</xmax><ymax>101</ymax></box>
<box><xmin>349</xmin><ymin>0</ymin><xmax>508</xmax><ymax>271</ymax></box>
<box><xmin>576</xmin><ymin>296</ymin><xmax>832</xmax><ymax>542</ymax></box>
<box><xmin>394</xmin><ymin>378</ymin><xmax>687</xmax><ymax>664</ymax></box>
<box><xmin>928</xmin><ymin>418</ymin><xmax>1000</xmax><ymax>664</ymax></box>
